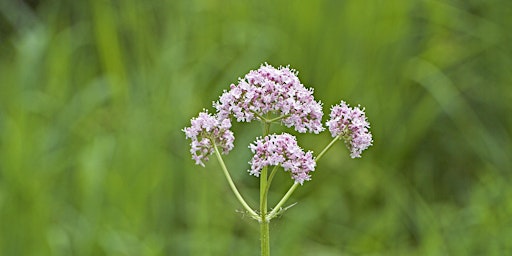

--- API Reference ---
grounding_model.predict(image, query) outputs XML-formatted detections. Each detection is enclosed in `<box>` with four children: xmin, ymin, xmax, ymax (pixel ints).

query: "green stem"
<box><xmin>212</xmin><ymin>142</ymin><xmax>259</xmax><ymax>221</ymax></box>
<box><xmin>260</xmin><ymin>122</ymin><xmax>271</xmax><ymax>256</ymax></box>
<box><xmin>250</xmin><ymin>111</ymin><xmax>289</xmax><ymax>125</ymax></box>
<box><xmin>251</xmin><ymin>111</ymin><xmax>266</xmax><ymax>123</ymax></box>
<box><xmin>260</xmin><ymin>166</ymin><xmax>270</xmax><ymax>256</ymax></box>
<box><xmin>264</xmin><ymin>166</ymin><xmax>279</xmax><ymax>200</ymax></box>
<box><xmin>267</xmin><ymin>182</ymin><xmax>299</xmax><ymax>220</ymax></box>
<box><xmin>267</xmin><ymin>114</ymin><xmax>290</xmax><ymax>123</ymax></box>
<box><xmin>267</xmin><ymin>135</ymin><xmax>342</xmax><ymax>220</ymax></box>
<box><xmin>315</xmin><ymin>134</ymin><xmax>341</xmax><ymax>162</ymax></box>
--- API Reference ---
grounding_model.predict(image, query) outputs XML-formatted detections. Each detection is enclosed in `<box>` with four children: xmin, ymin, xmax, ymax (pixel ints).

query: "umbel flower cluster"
<box><xmin>214</xmin><ymin>64</ymin><xmax>324</xmax><ymax>133</ymax></box>
<box><xmin>249</xmin><ymin>133</ymin><xmax>315</xmax><ymax>185</ymax></box>
<box><xmin>183</xmin><ymin>110</ymin><xmax>234</xmax><ymax>167</ymax></box>
<box><xmin>183</xmin><ymin>63</ymin><xmax>372</xmax><ymax>184</ymax></box>
<box><xmin>326</xmin><ymin>101</ymin><xmax>373</xmax><ymax>158</ymax></box>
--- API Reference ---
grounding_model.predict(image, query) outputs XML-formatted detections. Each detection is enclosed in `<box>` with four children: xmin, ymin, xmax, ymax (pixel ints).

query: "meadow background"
<box><xmin>1</xmin><ymin>0</ymin><xmax>512</xmax><ymax>255</ymax></box>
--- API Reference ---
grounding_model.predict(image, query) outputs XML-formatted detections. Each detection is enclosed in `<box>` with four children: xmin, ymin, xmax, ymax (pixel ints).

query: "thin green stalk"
<box><xmin>260</xmin><ymin>166</ymin><xmax>270</xmax><ymax>256</ymax></box>
<box><xmin>260</xmin><ymin>122</ymin><xmax>271</xmax><ymax>256</ymax></box>
<box><xmin>315</xmin><ymin>134</ymin><xmax>341</xmax><ymax>162</ymax></box>
<box><xmin>267</xmin><ymin>182</ymin><xmax>299</xmax><ymax>220</ymax></box>
<box><xmin>267</xmin><ymin>114</ymin><xmax>290</xmax><ymax>123</ymax></box>
<box><xmin>251</xmin><ymin>111</ymin><xmax>266</xmax><ymax>123</ymax></box>
<box><xmin>212</xmin><ymin>142</ymin><xmax>259</xmax><ymax>221</ymax></box>
<box><xmin>267</xmin><ymin>135</ymin><xmax>341</xmax><ymax>220</ymax></box>
<box><xmin>264</xmin><ymin>166</ymin><xmax>279</xmax><ymax>200</ymax></box>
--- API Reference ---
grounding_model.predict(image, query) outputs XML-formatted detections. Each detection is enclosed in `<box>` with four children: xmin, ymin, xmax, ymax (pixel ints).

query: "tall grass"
<box><xmin>1</xmin><ymin>0</ymin><xmax>511</xmax><ymax>255</ymax></box>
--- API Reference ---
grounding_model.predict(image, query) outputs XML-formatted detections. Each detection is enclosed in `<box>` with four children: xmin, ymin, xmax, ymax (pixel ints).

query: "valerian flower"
<box><xmin>214</xmin><ymin>63</ymin><xmax>324</xmax><ymax>133</ymax></box>
<box><xmin>326</xmin><ymin>101</ymin><xmax>373</xmax><ymax>158</ymax></box>
<box><xmin>183</xmin><ymin>110</ymin><xmax>235</xmax><ymax>166</ymax></box>
<box><xmin>249</xmin><ymin>133</ymin><xmax>315</xmax><ymax>185</ymax></box>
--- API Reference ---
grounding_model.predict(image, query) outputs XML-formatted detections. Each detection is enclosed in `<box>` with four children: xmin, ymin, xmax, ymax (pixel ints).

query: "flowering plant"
<box><xmin>183</xmin><ymin>63</ymin><xmax>372</xmax><ymax>255</ymax></box>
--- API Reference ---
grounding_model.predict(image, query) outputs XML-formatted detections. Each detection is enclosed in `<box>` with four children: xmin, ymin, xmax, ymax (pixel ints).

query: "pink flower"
<box><xmin>214</xmin><ymin>63</ymin><xmax>324</xmax><ymax>133</ymax></box>
<box><xmin>249</xmin><ymin>133</ymin><xmax>316</xmax><ymax>185</ymax></box>
<box><xmin>183</xmin><ymin>110</ymin><xmax>235</xmax><ymax>166</ymax></box>
<box><xmin>326</xmin><ymin>101</ymin><xmax>373</xmax><ymax>158</ymax></box>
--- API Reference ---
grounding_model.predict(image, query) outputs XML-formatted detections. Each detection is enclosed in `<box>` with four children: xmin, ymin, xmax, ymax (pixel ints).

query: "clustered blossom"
<box><xmin>326</xmin><ymin>101</ymin><xmax>373</xmax><ymax>158</ymax></box>
<box><xmin>183</xmin><ymin>110</ymin><xmax>234</xmax><ymax>167</ymax></box>
<box><xmin>248</xmin><ymin>133</ymin><xmax>316</xmax><ymax>185</ymax></box>
<box><xmin>214</xmin><ymin>63</ymin><xmax>324</xmax><ymax>133</ymax></box>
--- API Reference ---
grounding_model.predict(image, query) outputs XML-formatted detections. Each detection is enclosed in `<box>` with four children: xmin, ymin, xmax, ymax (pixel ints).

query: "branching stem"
<box><xmin>212</xmin><ymin>141</ymin><xmax>259</xmax><ymax>221</ymax></box>
<box><xmin>267</xmin><ymin>135</ymin><xmax>341</xmax><ymax>220</ymax></box>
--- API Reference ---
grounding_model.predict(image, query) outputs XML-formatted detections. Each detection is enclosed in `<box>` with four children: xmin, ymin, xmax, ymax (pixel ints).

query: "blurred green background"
<box><xmin>1</xmin><ymin>0</ymin><xmax>511</xmax><ymax>255</ymax></box>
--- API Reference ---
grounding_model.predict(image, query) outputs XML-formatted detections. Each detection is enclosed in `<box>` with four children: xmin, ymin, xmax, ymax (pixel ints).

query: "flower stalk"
<box><xmin>260</xmin><ymin>165</ymin><xmax>270</xmax><ymax>256</ymax></box>
<box><xmin>212</xmin><ymin>142</ymin><xmax>259</xmax><ymax>221</ymax></box>
<box><xmin>260</xmin><ymin>122</ymin><xmax>271</xmax><ymax>256</ymax></box>
<box><xmin>267</xmin><ymin>134</ymin><xmax>340</xmax><ymax>220</ymax></box>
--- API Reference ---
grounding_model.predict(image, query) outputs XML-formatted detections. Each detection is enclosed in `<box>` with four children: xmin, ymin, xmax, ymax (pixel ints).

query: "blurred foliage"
<box><xmin>1</xmin><ymin>0</ymin><xmax>512</xmax><ymax>255</ymax></box>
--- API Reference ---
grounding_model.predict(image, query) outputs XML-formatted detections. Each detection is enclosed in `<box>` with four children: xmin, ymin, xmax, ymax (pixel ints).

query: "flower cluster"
<box><xmin>183</xmin><ymin>110</ymin><xmax>234</xmax><ymax>166</ymax></box>
<box><xmin>248</xmin><ymin>133</ymin><xmax>315</xmax><ymax>185</ymax></box>
<box><xmin>326</xmin><ymin>101</ymin><xmax>373</xmax><ymax>158</ymax></box>
<box><xmin>214</xmin><ymin>63</ymin><xmax>324</xmax><ymax>133</ymax></box>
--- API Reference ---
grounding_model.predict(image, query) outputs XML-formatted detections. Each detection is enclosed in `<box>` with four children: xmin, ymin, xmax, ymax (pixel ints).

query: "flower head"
<box><xmin>248</xmin><ymin>133</ymin><xmax>315</xmax><ymax>185</ymax></box>
<box><xmin>326</xmin><ymin>101</ymin><xmax>373</xmax><ymax>158</ymax></box>
<box><xmin>183</xmin><ymin>110</ymin><xmax>235</xmax><ymax>166</ymax></box>
<box><xmin>214</xmin><ymin>63</ymin><xmax>324</xmax><ymax>133</ymax></box>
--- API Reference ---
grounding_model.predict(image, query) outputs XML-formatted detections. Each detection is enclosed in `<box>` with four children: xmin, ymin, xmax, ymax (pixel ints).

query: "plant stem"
<box><xmin>267</xmin><ymin>182</ymin><xmax>298</xmax><ymax>220</ymax></box>
<box><xmin>267</xmin><ymin>114</ymin><xmax>290</xmax><ymax>123</ymax></box>
<box><xmin>260</xmin><ymin>166</ymin><xmax>270</xmax><ymax>256</ymax></box>
<box><xmin>315</xmin><ymin>135</ymin><xmax>341</xmax><ymax>162</ymax></box>
<box><xmin>264</xmin><ymin>166</ymin><xmax>279</xmax><ymax>200</ymax></box>
<box><xmin>251</xmin><ymin>111</ymin><xmax>290</xmax><ymax>125</ymax></box>
<box><xmin>212</xmin><ymin>142</ymin><xmax>259</xmax><ymax>221</ymax></box>
<box><xmin>267</xmin><ymin>135</ymin><xmax>341</xmax><ymax>220</ymax></box>
<box><xmin>260</xmin><ymin>122</ymin><xmax>271</xmax><ymax>256</ymax></box>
